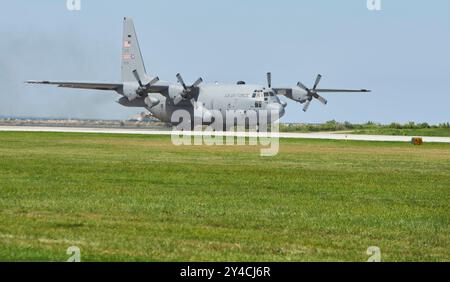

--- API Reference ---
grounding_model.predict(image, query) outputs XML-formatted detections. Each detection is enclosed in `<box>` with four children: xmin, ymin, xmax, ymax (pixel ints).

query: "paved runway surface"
<box><xmin>1</xmin><ymin>125</ymin><xmax>450</xmax><ymax>143</ymax></box>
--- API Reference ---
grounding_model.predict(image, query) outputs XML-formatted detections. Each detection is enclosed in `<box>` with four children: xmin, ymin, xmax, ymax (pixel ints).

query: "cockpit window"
<box><xmin>252</xmin><ymin>90</ymin><xmax>265</xmax><ymax>99</ymax></box>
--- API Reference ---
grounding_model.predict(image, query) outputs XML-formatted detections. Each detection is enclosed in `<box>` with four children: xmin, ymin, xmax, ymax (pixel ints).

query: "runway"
<box><xmin>1</xmin><ymin>125</ymin><xmax>450</xmax><ymax>143</ymax></box>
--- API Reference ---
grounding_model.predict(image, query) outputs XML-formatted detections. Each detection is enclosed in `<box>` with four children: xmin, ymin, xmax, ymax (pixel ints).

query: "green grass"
<box><xmin>350</xmin><ymin>128</ymin><xmax>450</xmax><ymax>137</ymax></box>
<box><xmin>0</xmin><ymin>131</ymin><xmax>449</xmax><ymax>262</ymax></box>
<box><xmin>280</xmin><ymin>121</ymin><xmax>450</xmax><ymax>136</ymax></box>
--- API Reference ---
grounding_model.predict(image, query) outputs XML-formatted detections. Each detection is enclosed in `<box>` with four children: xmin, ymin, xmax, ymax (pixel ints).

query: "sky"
<box><xmin>0</xmin><ymin>0</ymin><xmax>449</xmax><ymax>124</ymax></box>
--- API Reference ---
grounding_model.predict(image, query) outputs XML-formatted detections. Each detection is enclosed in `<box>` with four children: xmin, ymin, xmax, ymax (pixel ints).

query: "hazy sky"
<box><xmin>0</xmin><ymin>0</ymin><xmax>449</xmax><ymax>123</ymax></box>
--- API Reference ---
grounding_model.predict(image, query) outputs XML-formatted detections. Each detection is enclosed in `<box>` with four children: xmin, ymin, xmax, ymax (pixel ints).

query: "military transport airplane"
<box><xmin>27</xmin><ymin>17</ymin><xmax>370</xmax><ymax>128</ymax></box>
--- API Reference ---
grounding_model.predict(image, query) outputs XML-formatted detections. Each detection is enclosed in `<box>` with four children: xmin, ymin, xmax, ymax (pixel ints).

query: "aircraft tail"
<box><xmin>121</xmin><ymin>17</ymin><xmax>147</xmax><ymax>82</ymax></box>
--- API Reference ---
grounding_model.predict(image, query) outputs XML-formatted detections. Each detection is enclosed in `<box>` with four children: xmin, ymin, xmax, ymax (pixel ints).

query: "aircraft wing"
<box><xmin>273</xmin><ymin>88</ymin><xmax>294</xmax><ymax>97</ymax></box>
<box><xmin>26</xmin><ymin>80</ymin><xmax>122</xmax><ymax>91</ymax></box>
<box><xmin>26</xmin><ymin>80</ymin><xmax>170</xmax><ymax>97</ymax></box>
<box><xmin>146</xmin><ymin>85</ymin><xmax>170</xmax><ymax>94</ymax></box>
<box><xmin>274</xmin><ymin>88</ymin><xmax>370</xmax><ymax>95</ymax></box>
<box><xmin>314</xmin><ymin>89</ymin><xmax>371</xmax><ymax>93</ymax></box>
<box><xmin>274</xmin><ymin>86</ymin><xmax>371</xmax><ymax>112</ymax></box>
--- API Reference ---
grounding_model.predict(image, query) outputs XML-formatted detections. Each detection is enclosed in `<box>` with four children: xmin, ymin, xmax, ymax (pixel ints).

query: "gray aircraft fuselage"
<box><xmin>117</xmin><ymin>82</ymin><xmax>285</xmax><ymax>124</ymax></box>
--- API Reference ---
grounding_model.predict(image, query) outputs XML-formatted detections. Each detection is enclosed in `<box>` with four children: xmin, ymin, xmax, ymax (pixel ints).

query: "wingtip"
<box><xmin>25</xmin><ymin>80</ymin><xmax>50</xmax><ymax>84</ymax></box>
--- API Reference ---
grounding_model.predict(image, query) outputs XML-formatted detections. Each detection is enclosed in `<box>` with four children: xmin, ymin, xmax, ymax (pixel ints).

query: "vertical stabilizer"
<box><xmin>121</xmin><ymin>17</ymin><xmax>147</xmax><ymax>82</ymax></box>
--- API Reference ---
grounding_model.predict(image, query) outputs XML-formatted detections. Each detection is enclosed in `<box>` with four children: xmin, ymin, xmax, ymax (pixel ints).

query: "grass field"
<box><xmin>350</xmin><ymin>128</ymin><xmax>450</xmax><ymax>137</ymax></box>
<box><xmin>0</xmin><ymin>131</ymin><xmax>449</xmax><ymax>262</ymax></box>
<box><xmin>280</xmin><ymin>121</ymin><xmax>450</xmax><ymax>137</ymax></box>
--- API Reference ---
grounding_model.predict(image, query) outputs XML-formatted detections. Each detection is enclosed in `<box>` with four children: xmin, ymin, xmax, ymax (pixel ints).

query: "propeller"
<box><xmin>173</xmin><ymin>73</ymin><xmax>203</xmax><ymax>106</ymax></box>
<box><xmin>132</xmin><ymin>69</ymin><xmax>159</xmax><ymax>96</ymax></box>
<box><xmin>266</xmin><ymin>72</ymin><xmax>287</xmax><ymax>109</ymax></box>
<box><xmin>297</xmin><ymin>74</ymin><xmax>328</xmax><ymax>112</ymax></box>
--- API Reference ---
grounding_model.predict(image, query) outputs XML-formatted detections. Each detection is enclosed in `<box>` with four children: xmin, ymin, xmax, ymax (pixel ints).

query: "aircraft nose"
<box><xmin>267</xmin><ymin>103</ymin><xmax>285</xmax><ymax>117</ymax></box>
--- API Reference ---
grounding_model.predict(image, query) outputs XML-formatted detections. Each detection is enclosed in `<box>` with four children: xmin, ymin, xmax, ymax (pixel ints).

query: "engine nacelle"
<box><xmin>291</xmin><ymin>87</ymin><xmax>308</xmax><ymax>103</ymax></box>
<box><xmin>122</xmin><ymin>81</ymin><xmax>140</xmax><ymax>101</ymax></box>
<box><xmin>117</xmin><ymin>96</ymin><xmax>146</xmax><ymax>107</ymax></box>
<box><xmin>167</xmin><ymin>85</ymin><xmax>184</xmax><ymax>100</ymax></box>
<box><xmin>144</xmin><ymin>96</ymin><xmax>160</xmax><ymax>107</ymax></box>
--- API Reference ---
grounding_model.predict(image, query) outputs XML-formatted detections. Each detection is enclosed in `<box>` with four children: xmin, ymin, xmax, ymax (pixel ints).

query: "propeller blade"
<box><xmin>313</xmin><ymin>74</ymin><xmax>322</xmax><ymax>90</ymax></box>
<box><xmin>267</xmin><ymin>72</ymin><xmax>272</xmax><ymax>88</ymax></box>
<box><xmin>147</xmin><ymin>76</ymin><xmax>159</xmax><ymax>86</ymax></box>
<box><xmin>303</xmin><ymin>100</ymin><xmax>311</xmax><ymax>112</ymax></box>
<box><xmin>132</xmin><ymin>70</ymin><xmax>143</xmax><ymax>87</ymax></box>
<box><xmin>173</xmin><ymin>95</ymin><xmax>184</xmax><ymax>105</ymax></box>
<box><xmin>176</xmin><ymin>73</ymin><xmax>187</xmax><ymax>90</ymax></box>
<box><xmin>297</xmin><ymin>82</ymin><xmax>310</xmax><ymax>92</ymax></box>
<box><xmin>314</xmin><ymin>94</ymin><xmax>328</xmax><ymax>105</ymax></box>
<box><xmin>142</xmin><ymin>76</ymin><xmax>160</xmax><ymax>90</ymax></box>
<box><xmin>192</xmin><ymin>77</ymin><xmax>203</xmax><ymax>88</ymax></box>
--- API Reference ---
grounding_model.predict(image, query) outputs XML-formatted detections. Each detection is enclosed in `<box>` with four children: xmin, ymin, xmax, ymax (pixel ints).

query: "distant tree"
<box><xmin>418</xmin><ymin>122</ymin><xmax>430</xmax><ymax>129</ymax></box>
<box><xmin>406</xmin><ymin>121</ymin><xmax>416</xmax><ymax>129</ymax></box>
<box><xmin>344</xmin><ymin>121</ymin><xmax>354</xmax><ymax>129</ymax></box>
<box><xmin>439</xmin><ymin>122</ymin><xmax>450</xmax><ymax>128</ymax></box>
<box><xmin>389</xmin><ymin>122</ymin><xmax>402</xmax><ymax>129</ymax></box>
